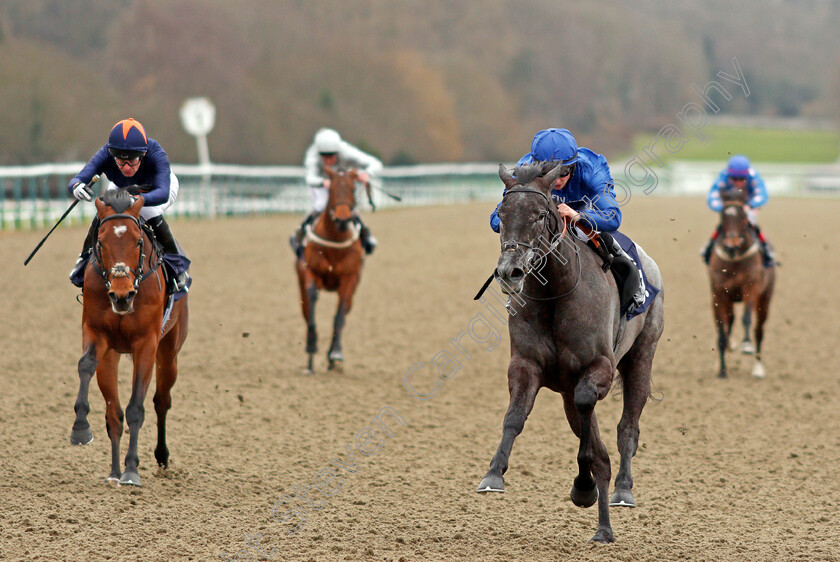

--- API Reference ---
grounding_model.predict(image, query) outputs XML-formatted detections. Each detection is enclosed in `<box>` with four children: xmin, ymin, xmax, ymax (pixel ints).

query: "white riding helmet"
<box><xmin>314</xmin><ymin>128</ymin><xmax>342</xmax><ymax>154</ymax></box>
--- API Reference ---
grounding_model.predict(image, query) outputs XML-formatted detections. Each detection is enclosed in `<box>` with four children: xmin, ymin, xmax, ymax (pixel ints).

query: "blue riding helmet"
<box><xmin>106</xmin><ymin>118</ymin><xmax>149</xmax><ymax>158</ymax></box>
<box><xmin>727</xmin><ymin>155</ymin><xmax>751</xmax><ymax>178</ymax></box>
<box><xmin>528</xmin><ymin>128</ymin><xmax>579</xmax><ymax>165</ymax></box>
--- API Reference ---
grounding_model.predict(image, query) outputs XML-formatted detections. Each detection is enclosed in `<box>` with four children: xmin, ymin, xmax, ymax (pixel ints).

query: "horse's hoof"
<box><xmin>105</xmin><ymin>476</ymin><xmax>120</xmax><ymax>486</ymax></box>
<box><xmin>609</xmin><ymin>488</ymin><xmax>636</xmax><ymax>507</ymax></box>
<box><xmin>570</xmin><ymin>481</ymin><xmax>598</xmax><ymax>508</ymax></box>
<box><xmin>300</xmin><ymin>368</ymin><xmax>315</xmax><ymax>376</ymax></box>
<box><xmin>476</xmin><ymin>474</ymin><xmax>505</xmax><ymax>493</ymax></box>
<box><xmin>717</xmin><ymin>370</ymin><xmax>728</xmax><ymax>379</ymax></box>
<box><xmin>119</xmin><ymin>471</ymin><xmax>142</xmax><ymax>487</ymax></box>
<box><xmin>590</xmin><ymin>528</ymin><xmax>615</xmax><ymax>544</ymax></box>
<box><xmin>70</xmin><ymin>427</ymin><xmax>94</xmax><ymax>445</ymax></box>
<box><xmin>741</xmin><ymin>341</ymin><xmax>755</xmax><ymax>355</ymax></box>
<box><xmin>328</xmin><ymin>360</ymin><xmax>343</xmax><ymax>373</ymax></box>
<box><xmin>751</xmin><ymin>362</ymin><xmax>766</xmax><ymax>378</ymax></box>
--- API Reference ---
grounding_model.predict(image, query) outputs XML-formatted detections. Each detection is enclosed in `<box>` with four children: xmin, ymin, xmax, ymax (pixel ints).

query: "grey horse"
<box><xmin>477</xmin><ymin>163</ymin><xmax>665</xmax><ymax>543</ymax></box>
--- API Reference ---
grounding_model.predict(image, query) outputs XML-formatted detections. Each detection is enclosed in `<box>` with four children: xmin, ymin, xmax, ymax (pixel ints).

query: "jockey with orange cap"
<box><xmin>67</xmin><ymin>118</ymin><xmax>190</xmax><ymax>293</ymax></box>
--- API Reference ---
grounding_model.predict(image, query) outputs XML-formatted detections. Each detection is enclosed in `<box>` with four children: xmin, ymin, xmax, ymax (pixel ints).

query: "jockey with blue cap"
<box><xmin>490</xmin><ymin>128</ymin><xmax>645</xmax><ymax>312</ymax></box>
<box><xmin>700</xmin><ymin>154</ymin><xmax>775</xmax><ymax>267</ymax></box>
<box><xmin>67</xmin><ymin>118</ymin><xmax>190</xmax><ymax>293</ymax></box>
<box><xmin>490</xmin><ymin>128</ymin><xmax>622</xmax><ymax>234</ymax></box>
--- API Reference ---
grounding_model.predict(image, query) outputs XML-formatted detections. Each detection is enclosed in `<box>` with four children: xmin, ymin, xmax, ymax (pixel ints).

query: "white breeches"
<box><xmin>107</xmin><ymin>171</ymin><xmax>180</xmax><ymax>220</ymax></box>
<box><xmin>310</xmin><ymin>185</ymin><xmax>328</xmax><ymax>214</ymax></box>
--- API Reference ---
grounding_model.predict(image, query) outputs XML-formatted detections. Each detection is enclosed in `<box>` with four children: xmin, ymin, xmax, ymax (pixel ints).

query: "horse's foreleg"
<box><xmin>568</xmin><ymin>359</ymin><xmax>614</xmax><ymax>543</ymax></box>
<box><xmin>477</xmin><ymin>358</ymin><xmax>540</xmax><ymax>494</ymax></box>
<box><xmin>752</xmin><ymin>291</ymin><xmax>772</xmax><ymax>378</ymax></box>
<box><xmin>121</xmin><ymin>338</ymin><xmax>158</xmax><ymax>486</ymax></box>
<box><xmin>71</xmin><ymin>343</ymin><xmax>99</xmax><ymax>446</ymax></box>
<box><xmin>95</xmin><ymin>349</ymin><xmax>122</xmax><ymax>483</ymax></box>
<box><xmin>713</xmin><ymin>295</ymin><xmax>733</xmax><ymax>378</ymax></box>
<box><xmin>305</xmin><ymin>282</ymin><xmax>319</xmax><ymax>372</ymax></box>
<box><xmin>328</xmin><ymin>274</ymin><xmax>359</xmax><ymax>369</ymax></box>
<box><xmin>153</xmin><ymin>341</ymin><xmax>179</xmax><ymax>469</ymax></box>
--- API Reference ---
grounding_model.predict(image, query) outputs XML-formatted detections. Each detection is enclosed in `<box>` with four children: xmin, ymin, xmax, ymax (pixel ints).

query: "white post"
<box><xmin>179</xmin><ymin>98</ymin><xmax>216</xmax><ymax>218</ymax></box>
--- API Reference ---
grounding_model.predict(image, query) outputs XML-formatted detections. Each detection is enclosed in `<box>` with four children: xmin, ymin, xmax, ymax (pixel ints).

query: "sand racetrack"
<box><xmin>2</xmin><ymin>195</ymin><xmax>839</xmax><ymax>561</ymax></box>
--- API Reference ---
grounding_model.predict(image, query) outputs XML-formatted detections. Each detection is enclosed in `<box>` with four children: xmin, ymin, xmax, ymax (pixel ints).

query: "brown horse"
<box><xmin>70</xmin><ymin>189</ymin><xmax>189</xmax><ymax>486</ymax></box>
<box><xmin>477</xmin><ymin>163</ymin><xmax>665</xmax><ymax>543</ymax></box>
<box><xmin>707</xmin><ymin>188</ymin><xmax>775</xmax><ymax>378</ymax></box>
<box><xmin>295</xmin><ymin>167</ymin><xmax>364</xmax><ymax>373</ymax></box>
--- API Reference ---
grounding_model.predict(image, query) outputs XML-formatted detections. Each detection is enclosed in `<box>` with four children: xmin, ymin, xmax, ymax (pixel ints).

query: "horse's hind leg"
<box><xmin>567</xmin><ymin>358</ymin><xmax>614</xmax><ymax>543</ymax></box>
<box><xmin>95</xmin><ymin>349</ymin><xmax>123</xmax><ymax>483</ymax></box>
<box><xmin>328</xmin><ymin>274</ymin><xmax>359</xmax><ymax>371</ymax></box>
<box><xmin>611</xmin><ymin>342</ymin><xmax>657</xmax><ymax>509</ymax></box>
<box><xmin>477</xmin><ymin>358</ymin><xmax>540</xmax><ymax>494</ymax></box>
<box><xmin>153</xmin><ymin>344</ymin><xmax>179</xmax><ymax>468</ymax></box>
<box><xmin>740</xmin><ymin>305</ymin><xmax>755</xmax><ymax>354</ymax></box>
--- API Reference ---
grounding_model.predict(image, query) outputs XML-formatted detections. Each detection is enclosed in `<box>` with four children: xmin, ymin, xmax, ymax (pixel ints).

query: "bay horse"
<box><xmin>295</xmin><ymin>167</ymin><xmax>364</xmax><ymax>373</ymax></box>
<box><xmin>707</xmin><ymin>187</ymin><xmax>775</xmax><ymax>378</ymax></box>
<box><xmin>70</xmin><ymin>189</ymin><xmax>188</xmax><ymax>486</ymax></box>
<box><xmin>476</xmin><ymin>163</ymin><xmax>665</xmax><ymax>543</ymax></box>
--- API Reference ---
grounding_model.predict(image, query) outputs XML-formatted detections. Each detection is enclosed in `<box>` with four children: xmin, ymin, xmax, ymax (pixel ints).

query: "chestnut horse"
<box><xmin>707</xmin><ymin>188</ymin><xmax>775</xmax><ymax>378</ymax></box>
<box><xmin>295</xmin><ymin>167</ymin><xmax>364</xmax><ymax>373</ymax></box>
<box><xmin>477</xmin><ymin>163</ymin><xmax>665</xmax><ymax>543</ymax></box>
<box><xmin>70</xmin><ymin>189</ymin><xmax>188</xmax><ymax>486</ymax></box>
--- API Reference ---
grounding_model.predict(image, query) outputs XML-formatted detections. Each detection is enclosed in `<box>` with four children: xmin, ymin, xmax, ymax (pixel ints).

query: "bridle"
<box><xmin>499</xmin><ymin>187</ymin><xmax>581</xmax><ymax>301</ymax></box>
<box><xmin>92</xmin><ymin>213</ymin><xmax>161</xmax><ymax>291</ymax></box>
<box><xmin>715</xmin><ymin>201</ymin><xmax>759</xmax><ymax>262</ymax></box>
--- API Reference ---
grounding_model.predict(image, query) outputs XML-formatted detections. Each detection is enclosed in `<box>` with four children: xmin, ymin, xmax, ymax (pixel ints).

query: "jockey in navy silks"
<box><xmin>700</xmin><ymin>154</ymin><xmax>775</xmax><ymax>267</ymax></box>
<box><xmin>490</xmin><ymin>127</ymin><xmax>645</xmax><ymax>312</ymax></box>
<box><xmin>67</xmin><ymin>118</ymin><xmax>190</xmax><ymax>293</ymax></box>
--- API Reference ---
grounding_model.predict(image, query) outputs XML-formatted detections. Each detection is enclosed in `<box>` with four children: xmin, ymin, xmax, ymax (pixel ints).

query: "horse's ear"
<box><xmin>499</xmin><ymin>163</ymin><xmax>517</xmax><ymax>189</ymax></box>
<box><xmin>539</xmin><ymin>163</ymin><xmax>565</xmax><ymax>191</ymax></box>
<box><xmin>94</xmin><ymin>198</ymin><xmax>105</xmax><ymax>215</ymax></box>
<box><xmin>129</xmin><ymin>195</ymin><xmax>144</xmax><ymax>215</ymax></box>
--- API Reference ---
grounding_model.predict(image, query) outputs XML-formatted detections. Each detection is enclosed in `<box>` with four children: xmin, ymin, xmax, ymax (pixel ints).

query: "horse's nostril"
<box><xmin>126</xmin><ymin>291</ymin><xmax>136</xmax><ymax>301</ymax></box>
<box><xmin>510</xmin><ymin>267</ymin><xmax>525</xmax><ymax>281</ymax></box>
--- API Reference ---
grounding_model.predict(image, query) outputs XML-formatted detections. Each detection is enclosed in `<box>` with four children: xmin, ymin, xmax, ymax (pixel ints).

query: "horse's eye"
<box><xmin>537</xmin><ymin>211</ymin><xmax>548</xmax><ymax>221</ymax></box>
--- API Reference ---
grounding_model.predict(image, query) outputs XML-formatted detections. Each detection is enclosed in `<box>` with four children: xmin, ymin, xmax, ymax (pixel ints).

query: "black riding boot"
<box><xmin>290</xmin><ymin>212</ymin><xmax>318</xmax><ymax>259</ymax></box>
<box><xmin>353</xmin><ymin>216</ymin><xmax>377</xmax><ymax>255</ymax></box>
<box><xmin>753</xmin><ymin>225</ymin><xmax>776</xmax><ymax>267</ymax></box>
<box><xmin>69</xmin><ymin>216</ymin><xmax>100</xmax><ymax>287</ymax></box>
<box><xmin>600</xmin><ymin>232</ymin><xmax>645</xmax><ymax>313</ymax></box>
<box><xmin>147</xmin><ymin>215</ymin><xmax>189</xmax><ymax>292</ymax></box>
<box><xmin>700</xmin><ymin>225</ymin><xmax>722</xmax><ymax>265</ymax></box>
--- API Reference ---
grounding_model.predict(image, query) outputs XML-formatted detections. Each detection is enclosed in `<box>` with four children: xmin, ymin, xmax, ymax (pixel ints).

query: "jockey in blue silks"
<box><xmin>67</xmin><ymin>118</ymin><xmax>190</xmax><ymax>293</ymax></box>
<box><xmin>700</xmin><ymin>154</ymin><xmax>775</xmax><ymax>267</ymax></box>
<box><xmin>490</xmin><ymin>127</ymin><xmax>645</xmax><ymax>312</ymax></box>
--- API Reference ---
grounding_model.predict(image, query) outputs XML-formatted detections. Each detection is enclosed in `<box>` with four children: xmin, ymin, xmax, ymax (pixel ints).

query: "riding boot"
<box><xmin>353</xmin><ymin>216</ymin><xmax>377</xmax><ymax>255</ymax></box>
<box><xmin>147</xmin><ymin>215</ymin><xmax>189</xmax><ymax>293</ymax></box>
<box><xmin>68</xmin><ymin>216</ymin><xmax>100</xmax><ymax>287</ymax></box>
<box><xmin>753</xmin><ymin>225</ymin><xmax>776</xmax><ymax>267</ymax></box>
<box><xmin>290</xmin><ymin>212</ymin><xmax>318</xmax><ymax>258</ymax></box>
<box><xmin>600</xmin><ymin>232</ymin><xmax>645</xmax><ymax>313</ymax></box>
<box><xmin>700</xmin><ymin>227</ymin><xmax>720</xmax><ymax>265</ymax></box>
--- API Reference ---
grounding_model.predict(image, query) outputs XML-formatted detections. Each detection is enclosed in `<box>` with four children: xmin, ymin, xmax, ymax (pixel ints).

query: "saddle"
<box><xmin>584</xmin><ymin>230</ymin><xmax>645</xmax><ymax>317</ymax></box>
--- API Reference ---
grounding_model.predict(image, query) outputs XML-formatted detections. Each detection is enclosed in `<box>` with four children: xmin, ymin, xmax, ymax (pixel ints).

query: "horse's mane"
<box><xmin>103</xmin><ymin>188</ymin><xmax>136</xmax><ymax>213</ymax></box>
<box><xmin>511</xmin><ymin>163</ymin><xmax>548</xmax><ymax>185</ymax></box>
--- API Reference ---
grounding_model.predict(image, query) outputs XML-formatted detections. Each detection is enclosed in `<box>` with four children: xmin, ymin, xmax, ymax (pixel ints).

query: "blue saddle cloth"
<box><xmin>611</xmin><ymin>231</ymin><xmax>660</xmax><ymax>320</ymax></box>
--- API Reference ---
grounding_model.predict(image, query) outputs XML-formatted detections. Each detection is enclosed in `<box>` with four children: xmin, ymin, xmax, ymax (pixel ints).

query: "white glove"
<box><xmin>72</xmin><ymin>182</ymin><xmax>94</xmax><ymax>201</ymax></box>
